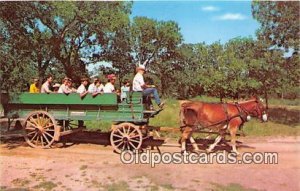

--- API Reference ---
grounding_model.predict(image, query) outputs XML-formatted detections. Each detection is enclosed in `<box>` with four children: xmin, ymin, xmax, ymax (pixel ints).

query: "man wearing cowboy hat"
<box><xmin>133</xmin><ymin>65</ymin><xmax>164</xmax><ymax>108</ymax></box>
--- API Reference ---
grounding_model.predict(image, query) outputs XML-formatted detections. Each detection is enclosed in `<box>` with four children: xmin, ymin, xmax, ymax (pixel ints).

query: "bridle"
<box><xmin>235</xmin><ymin>99</ymin><xmax>267</xmax><ymax>122</ymax></box>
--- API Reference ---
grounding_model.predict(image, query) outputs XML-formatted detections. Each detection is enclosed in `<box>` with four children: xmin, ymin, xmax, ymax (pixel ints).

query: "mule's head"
<box><xmin>252</xmin><ymin>96</ymin><xmax>268</xmax><ymax>122</ymax></box>
<box><xmin>240</xmin><ymin>96</ymin><xmax>268</xmax><ymax>122</ymax></box>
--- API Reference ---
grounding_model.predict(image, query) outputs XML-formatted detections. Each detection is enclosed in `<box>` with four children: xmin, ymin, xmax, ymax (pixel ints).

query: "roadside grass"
<box><xmin>33</xmin><ymin>181</ymin><xmax>57</xmax><ymax>191</ymax></box>
<box><xmin>210</xmin><ymin>183</ymin><xmax>258</xmax><ymax>191</ymax></box>
<box><xmin>74</xmin><ymin>97</ymin><xmax>299</xmax><ymax>137</ymax></box>
<box><xmin>105</xmin><ymin>181</ymin><xmax>131</xmax><ymax>191</ymax></box>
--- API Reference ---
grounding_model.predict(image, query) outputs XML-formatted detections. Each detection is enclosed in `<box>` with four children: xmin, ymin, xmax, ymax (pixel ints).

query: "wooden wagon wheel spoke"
<box><xmin>25</xmin><ymin>126</ymin><xmax>36</xmax><ymax>131</ymax></box>
<box><xmin>27</xmin><ymin>131</ymin><xmax>36</xmax><ymax>136</ymax></box>
<box><xmin>35</xmin><ymin>134</ymin><xmax>40</xmax><ymax>145</ymax></box>
<box><xmin>24</xmin><ymin>111</ymin><xmax>58</xmax><ymax>148</ymax></box>
<box><xmin>43</xmin><ymin>118</ymin><xmax>50</xmax><ymax>127</ymax></box>
<box><xmin>129</xmin><ymin>142</ymin><xmax>138</xmax><ymax>149</ymax></box>
<box><xmin>129</xmin><ymin>128</ymin><xmax>137</xmax><ymax>135</ymax></box>
<box><xmin>112</xmin><ymin>134</ymin><xmax>123</xmax><ymax>139</ymax></box>
<box><xmin>122</xmin><ymin>143</ymin><xmax>126</xmax><ymax>151</ymax></box>
<box><xmin>115</xmin><ymin>141</ymin><xmax>124</xmax><ymax>148</ymax></box>
<box><xmin>44</xmin><ymin>131</ymin><xmax>54</xmax><ymax>139</ymax></box>
<box><xmin>129</xmin><ymin>134</ymin><xmax>140</xmax><ymax>139</ymax></box>
<box><xmin>29</xmin><ymin>117</ymin><xmax>38</xmax><ymax>126</ymax></box>
<box><xmin>113</xmin><ymin>139</ymin><xmax>123</xmax><ymax>143</ymax></box>
<box><xmin>117</xmin><ymin>129</ymin><xmax>125</xmax><ymax>136</ymax></box>
<box><xmin>42</xmin><ymin>134</ymin><xmax>51</xmax><ymax>145</ymax></box>
<box><xmin>122</xmin><ymin>126</ymin><xmax>127</xmax><ymax>135</ymax></box>
<box><xmin>40</xmin><ymin>135</ymin><xmax>44</xmax><ymax>146</ymax></box>
<box><xmin>26</xmin><ymin>121</ymin><xmax>37</xmax><ymax>128</ymax></box>
<box><xmin>44</xmin><ymin>124</ymin><xmax>54</xmax><ymax>129</ymax></box>
<box><xmin>126</xmin><ymin>126</ymin><xmax>132</xmax><ymax>135</ymax></box>
<box><xmin>110</xmin><ymin>123</ymin><xmax>143</xmax><ymax>153</ymax></box>
<box><xmin>30</xmin><ymin>132</ymin><xmax>38</xmax><ymax>142</ymax></box>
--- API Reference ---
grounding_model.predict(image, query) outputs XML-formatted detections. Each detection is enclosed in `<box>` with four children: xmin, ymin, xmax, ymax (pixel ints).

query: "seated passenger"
<box><xmin>121</xmin><ymin>79</ymin><xmax>130</xmax><ymax>101</ymax></box>
<box><xmin>96</xmin><ymin>80</ymin><xmax>104</xmax><ymax>93</ymax></box>
<box><xmin>103</xmin><ymin>74</ymin><xmax>118</xmax><ymax>94</ymax></box>
<box><xmin>41</xmin><ymin>75</ymin><xmax>53</xmax><ymax>93</ymax></box>
<box><xmin>133</xmin><ymin>65</ymin><xmax>164</xmax><ymax>109</ymax></box>
<box><xmin>53</xmin><ymin>83</ymin><xmax>61</xmax><ymax>93</ymax></box>
<box><xmin>29</xmin><ymin>78</ymin><xmax>40</xmax><ymax>93</ymax></box>
<box><xmin>58</xmin><ymin>77</ymin><xmax>73</xmax><ymax>94</ymax></box>
<box><xmin>66</xmin><ymin>79</ymin><xmax>77</xmax><ymax>93</ymax></box>
<box><xmin>77</xmin><ymin>77</ymin><xmax>89</xmax><ymax>98</ymax></box>
<box><xmin>88</xmin><ymin>77</ymin><xmax>103</xmax><ymax>96</ymax></box>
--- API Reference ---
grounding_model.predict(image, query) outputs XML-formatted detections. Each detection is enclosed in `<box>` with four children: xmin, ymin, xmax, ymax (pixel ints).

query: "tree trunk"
<box><xmin>264</xmin><ymin>87</ymin><xmax>269</xmax><ymax>110</ymax></box>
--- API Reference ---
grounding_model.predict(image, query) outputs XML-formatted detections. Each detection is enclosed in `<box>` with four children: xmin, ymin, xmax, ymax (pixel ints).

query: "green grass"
<box><xmin>269</xmin><ymin>98</ymin><xmax>300</xmax><ymax>107</ymax></box>
<box><xmin>33</xmin><ymin>181</ymin><xmax>57</xmax><ymax>191</ymax></box>
<box><xmin>106</xmin><ymin>181</ymin><xmax>131</xmax><ymax>191</ymax></box>
<box><xmin>210</xmin><ymin>183</ymin><xmax>258</xmax><ymax>191</ymax></box>
<box><xmin>74</xmin><ymin>97</ymin><xmax>300</xmax><ymax>137</ymax></box>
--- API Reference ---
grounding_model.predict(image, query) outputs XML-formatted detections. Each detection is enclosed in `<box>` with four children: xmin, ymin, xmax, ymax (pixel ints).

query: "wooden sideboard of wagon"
<box><xmin>0</xmin><ymin>92</ymin><xmax>163</xmax><ymax>152</ymax></box>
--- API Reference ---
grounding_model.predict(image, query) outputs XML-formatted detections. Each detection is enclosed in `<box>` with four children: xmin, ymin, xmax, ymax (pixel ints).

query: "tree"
<box><xmin>131</xmin><ymin>17</ymin><xmax>182</xmax><ymax>96</ymax></box>
<box><xmin>252</xmin><ymin>1</ymin><xmax>300</xmax><ymax>54</ymax></box>
<box><xmin>0</xmin><ymin>1</ymin><xmax>132</xmax><ymax>89</ymax></box>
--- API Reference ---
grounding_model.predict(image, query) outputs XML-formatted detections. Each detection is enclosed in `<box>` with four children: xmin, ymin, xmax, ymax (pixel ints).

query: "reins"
<box><xmin>180</xmin><ymin>102</ymin><xmax>249</xmax><ymax>130</ymax></box>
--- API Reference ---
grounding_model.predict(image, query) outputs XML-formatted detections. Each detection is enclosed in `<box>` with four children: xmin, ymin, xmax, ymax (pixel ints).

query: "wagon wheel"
<box><xmin>110</xmin><ymin>123</ymin><xmax>143</xmax><ymax>153</ymax></box>
<box><xmin>23</xmin><ymin>111</ymin><xmax>58</xmax><ymax>148</ymax></box>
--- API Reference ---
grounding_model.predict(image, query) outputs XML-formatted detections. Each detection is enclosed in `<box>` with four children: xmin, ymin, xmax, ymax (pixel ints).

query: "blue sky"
<box><xmin>131</xmin><ymin>1</ymin><xmax>260</xmax><ymax>44</ymax></box>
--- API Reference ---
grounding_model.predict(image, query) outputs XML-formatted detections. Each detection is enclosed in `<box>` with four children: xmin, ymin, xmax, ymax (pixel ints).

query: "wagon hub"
<box><xmin>122</xmin><ymin>136</ymin><xmax>129</xmax><ymax>143</ymax></box>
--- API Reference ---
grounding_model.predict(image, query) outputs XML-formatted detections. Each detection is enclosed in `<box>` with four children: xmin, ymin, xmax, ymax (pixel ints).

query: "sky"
<box><xmin>131</xmin><ymin>1</ymin><xmax>261</xmax><ymax>44</ymax></box>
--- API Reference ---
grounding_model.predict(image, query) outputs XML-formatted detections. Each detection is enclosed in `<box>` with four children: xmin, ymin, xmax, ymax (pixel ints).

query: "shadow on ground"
<box><xmin>268</xmin><ymin>107</ymin><xmax>300</xmax><ymax>126</ymax></box>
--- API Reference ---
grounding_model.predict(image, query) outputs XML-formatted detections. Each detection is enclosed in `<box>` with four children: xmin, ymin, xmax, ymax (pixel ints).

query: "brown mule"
<box><xmin>179</xmin><ymin>97</ymin><xmax>267</xmax><ymax>154</ymax></box>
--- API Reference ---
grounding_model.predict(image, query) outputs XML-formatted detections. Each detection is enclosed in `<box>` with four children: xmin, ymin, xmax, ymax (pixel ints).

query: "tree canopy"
<box><xmin>0</xmin><ymin>1</ymin><xmax>299</xmax><ymax>103</ymax></box>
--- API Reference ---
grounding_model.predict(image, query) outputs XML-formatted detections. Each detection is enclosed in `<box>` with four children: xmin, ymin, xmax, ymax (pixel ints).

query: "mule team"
<box><xmin>179</xmin><ymin>97</ymin><xmax>268</xmax><ymax>154</ymax></box>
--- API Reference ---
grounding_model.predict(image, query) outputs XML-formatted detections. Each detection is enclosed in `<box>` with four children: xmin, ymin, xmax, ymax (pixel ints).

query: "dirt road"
<box><xmin>0</xmin><ymin>136</ymin><xmax>299</xmax><ymax>191</ymax></box>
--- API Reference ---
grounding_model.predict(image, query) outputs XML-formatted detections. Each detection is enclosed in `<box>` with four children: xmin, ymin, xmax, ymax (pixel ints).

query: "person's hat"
<box><xmin>33</xmin><ymin>78</ymin><xmax>39</xmax><ymax>82</ymax></box>
<box><xmin>53</xmin><ymin>83</ymin><xmax>61</xmax><ymax>88</ymax></box>
<box><xmin>136</xmin><ymin>65</ymin><xmax>146</xmax><ymax>71</ymax></box>
<box><xmin>107</xmin><ymin>74</ymin><xmax>116</xmax><ymax>80</ymax></box>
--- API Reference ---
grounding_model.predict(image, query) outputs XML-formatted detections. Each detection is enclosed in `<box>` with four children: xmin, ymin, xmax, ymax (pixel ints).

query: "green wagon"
<box><xmin>1</xmin><ymin>92</ymin><xmax>162</xmax><ymax>152</ymax></box>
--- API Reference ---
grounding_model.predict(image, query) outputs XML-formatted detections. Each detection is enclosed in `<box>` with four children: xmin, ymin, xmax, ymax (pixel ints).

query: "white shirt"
<box><xmin>121</xmin><ymin>86</ymin><xmax>130</xmax><ymax>100</ymax></box>
<box><xmin>88</xmin><ymin>83</ymin><xmax>97</xmax><ymax>93</ymax></box>
<box><xmin>41</xmin><ymin>81</ymin><xmax>51</xmax><ymax>93</ymax></box>
<box><xmin>97</xmin><ymin>84</ymin><xmax>104</xmax><ymax>92</ymax></box>
<box><xmin>58</xmin><ymin>84</ymin><xmax>71</xmax><ymax>94</ymax></box>
<box><xmin>133</xmin><ymin>73</ymin><xmax>145</xmax><ymax>91</ymax></box>
<box><xmin>103</xmin><ymin>82</ymin><xmax>115</xmax><ymax>93</ymax></box>
<box><xmin>77</xmin><ymin>84</ymin><xmax>86</xmax><ymax>94</ymax></box>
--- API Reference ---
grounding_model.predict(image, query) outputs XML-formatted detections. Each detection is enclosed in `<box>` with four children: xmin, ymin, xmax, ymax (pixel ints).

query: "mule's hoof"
<box><xmin>181</xmin><ymin>150</ymin><xmax>188</xmax><ymax>155</ymax></box>
<box><xmin>206</xmin><ymin>148</ymin><xmax>213</xmax><ymax>153</ymax></box>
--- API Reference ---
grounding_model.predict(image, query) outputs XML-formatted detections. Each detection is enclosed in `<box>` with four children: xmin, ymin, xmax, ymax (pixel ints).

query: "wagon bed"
<box><xmin>1</xmin><ymin>92</ymin><xmax>163</xmax><ymax>152</ymax></box>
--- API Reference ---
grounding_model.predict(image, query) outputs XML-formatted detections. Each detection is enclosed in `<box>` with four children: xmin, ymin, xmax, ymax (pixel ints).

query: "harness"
<box><xmin>180</xmin><ymin>103</ymin><xmax>248</xmax><ymax>131</ymax></box>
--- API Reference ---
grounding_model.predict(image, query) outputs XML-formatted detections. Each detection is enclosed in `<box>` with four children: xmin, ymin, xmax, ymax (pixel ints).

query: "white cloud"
<box><xmin>201</xmin><ymin>6</ymin><xmax>219</xmax><ymax>12</ymax></box>
<box><xmin>215</xmin><ymin>13</ymin><xmax>247</xmax><ymax>21</ymax></box>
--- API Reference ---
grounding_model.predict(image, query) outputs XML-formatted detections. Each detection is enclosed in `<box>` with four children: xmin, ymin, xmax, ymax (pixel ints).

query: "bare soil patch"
<box><xmin>0</xmin><ymin>136</ymin><xmax>299</xmax><ymax>191</ymax></box>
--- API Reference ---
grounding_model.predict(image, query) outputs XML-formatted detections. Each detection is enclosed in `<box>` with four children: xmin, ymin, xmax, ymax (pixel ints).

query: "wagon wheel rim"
<box><xmin>24</xmin><ymin>111</ymin><xmax>57</xmax><ymax>148</ymax></box>
<box><xmin>110</xmin><ymin>123</ymin><xmax>142</xmax><ymax>153</ymax></box>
